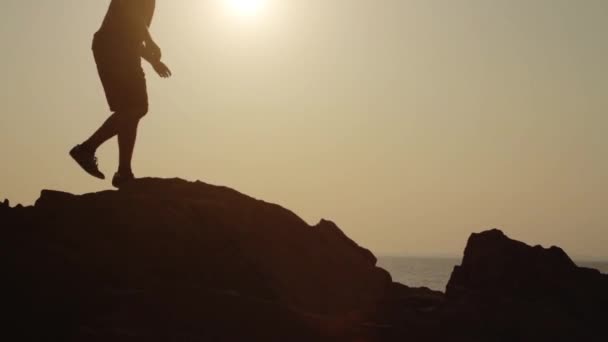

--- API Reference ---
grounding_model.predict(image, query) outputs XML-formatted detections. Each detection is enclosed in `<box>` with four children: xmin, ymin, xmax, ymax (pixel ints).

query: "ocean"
<box><xmin>377</xmin><ymin>256</ymin><xmax>608</xmax><ymax>292</ymax></box>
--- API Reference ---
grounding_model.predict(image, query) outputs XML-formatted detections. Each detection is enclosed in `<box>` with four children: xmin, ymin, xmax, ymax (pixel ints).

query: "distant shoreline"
<box><xmin>377</xmin><ymin>255</ymin><xmax>608</xmax><ymax>264</ymax></box>
<box><xmin>378</xmin><ymin>256</ymin><xmax>608</xmax><ymax>292</ymax></box>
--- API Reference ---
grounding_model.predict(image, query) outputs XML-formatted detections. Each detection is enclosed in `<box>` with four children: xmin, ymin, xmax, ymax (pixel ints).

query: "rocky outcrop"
<box><xmin>447</xmin><ymin>229</ymin><xmax>607</xmax><ymax>301</ymax></box>
<box><xmin>445</xmin><ymin>229</ymin><xmax>608</xmax><ymax>341</ymax></box>
<box><xmin>1</xmin><ymin>178</ymin><xmax>393</xmax><ymax>341</ymax></box>
<box><xmin>2</xmin><ymin>180</ymin><xmax>606</xmax><ymax>341</ymax></box>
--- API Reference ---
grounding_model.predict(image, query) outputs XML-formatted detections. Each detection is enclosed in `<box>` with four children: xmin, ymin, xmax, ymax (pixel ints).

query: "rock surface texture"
<box><xmin>1</xmin><ymin>178</ymin><xmax>606</xmax><ymax>341</ymax></box>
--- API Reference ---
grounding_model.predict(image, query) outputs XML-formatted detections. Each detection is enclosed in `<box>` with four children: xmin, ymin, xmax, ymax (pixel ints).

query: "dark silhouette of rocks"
<box><xmin>447</xmin><ymin>229</ymin><xmax>606</xmax><ymax>300</ymax></box>
<box><xmin>1</xmin><ymin>178</ymin><xmax>397</xmax><ymax>341</ymax></box>
<box><xmin>444</xmin><ymin>229</ymin><xmax>608</xmax><ymax>341</ymax></box>
<box><xmin>1</xmin><ymin>179</ymin><xmax>606</xmax><ymax>341</ymax></box>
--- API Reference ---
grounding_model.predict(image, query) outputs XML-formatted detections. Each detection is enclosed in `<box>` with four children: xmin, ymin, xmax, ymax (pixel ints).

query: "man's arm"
<box><xmin>141</xmin><ymin>44</ymin><xmax>157</xmax><ymax>64</ymax></box>
<box><xmin>141</xmin><ymin>32</ymin><xmax>171</xmax><ymax>78</ymax></box>
<box><xmin>141</xmin><ymin>0</ymin><xmax>159</xmax><ymax>63</ymax></box>
<box><xmin>125</xmin><ymin>0</ymin><xmax>160</xmax><ymax>61</ymax></box>
<box><xmin>125</xmin><ymin>0</ymin><xmax>171</xmax><ymax>77</ymax></box>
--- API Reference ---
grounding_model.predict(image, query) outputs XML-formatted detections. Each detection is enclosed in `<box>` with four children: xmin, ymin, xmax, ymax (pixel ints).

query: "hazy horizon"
<box><xmin>376</xmin><ymin>253</ymin><xmax>608</xmax><ymax>263</ymax></box>
<box><xmin>1</xmin><ymin>0</ymin><xmax>606</xmax><ymax>259</ymax></box>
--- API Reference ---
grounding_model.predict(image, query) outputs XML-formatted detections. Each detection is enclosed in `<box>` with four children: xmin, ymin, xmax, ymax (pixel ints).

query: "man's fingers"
<box><xmin>154</xmin><ymin>62</ymin><xmax>171</xmax><ymax>78</ymax></box>
<box><xmin>160</xmin><ymin>65</ymin><xmax>171</xmax><ymax>78</ymax></box>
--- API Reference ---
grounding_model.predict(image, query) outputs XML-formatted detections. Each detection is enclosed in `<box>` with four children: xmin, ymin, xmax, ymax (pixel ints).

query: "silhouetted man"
<box><xmin>70</xmin><ymin>0</ymin><xmax>171</xmax><ymax>188</ymax></box>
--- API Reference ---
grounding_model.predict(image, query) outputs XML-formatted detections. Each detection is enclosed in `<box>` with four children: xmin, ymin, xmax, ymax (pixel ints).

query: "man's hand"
<box><xmin>142</xmin><ymin>42</ymin><xmax>171</xmax><ymax>78</ymax></box>
<box><xmin>152</xmin><ymin>61</ymin><xmax>172</xmax><ymax>78</ymax></box>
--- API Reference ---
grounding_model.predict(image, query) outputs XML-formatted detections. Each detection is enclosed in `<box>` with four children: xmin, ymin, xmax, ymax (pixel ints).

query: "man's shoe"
<box><xmin>112</xmin><ymin>171</ymin><xmax>135</xmax><ymax>189</ymax></box>
<box><xmin>69</xmin><ymin>145</ymin><xmax>105</xmax><ymax>180</ymax></box>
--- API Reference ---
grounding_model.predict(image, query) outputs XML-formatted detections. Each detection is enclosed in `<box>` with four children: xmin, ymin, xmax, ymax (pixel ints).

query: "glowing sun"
<box><xmin>226</xmin><ymin>0</ymin><xmax>268</xmax><ymax>17</ymax></box>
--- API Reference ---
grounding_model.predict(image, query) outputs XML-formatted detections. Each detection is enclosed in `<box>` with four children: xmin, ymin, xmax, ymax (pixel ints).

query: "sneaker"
<box><xmin>69</xmin><ymin>145</ymin><xmax>105</xmax><ymax>179</ymax></box>
<box><xmin>112</xmin><ymin>171</ymin><xmax>135</xmax><ymax>189</ymax></box>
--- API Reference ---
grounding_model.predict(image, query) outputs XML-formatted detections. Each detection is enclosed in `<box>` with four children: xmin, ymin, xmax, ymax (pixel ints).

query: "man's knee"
<box><xmin>122</xmin><ymin>104</ymin><xmax>148</xmax><ymax>119</ymax></box>
<box><xmin>134</xmin><ymin>103</ymin><xmax>148</xmax><ymax>118</ymax></box>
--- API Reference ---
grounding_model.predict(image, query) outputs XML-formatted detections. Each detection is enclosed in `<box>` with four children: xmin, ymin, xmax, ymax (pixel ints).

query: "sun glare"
<box><xmin>226</xmin><ymin>0</ymin><xmax>268</xmax><ymax>17</ymax></box>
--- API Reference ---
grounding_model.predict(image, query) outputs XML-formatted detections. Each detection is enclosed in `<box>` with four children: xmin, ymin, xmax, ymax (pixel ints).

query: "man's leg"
<box><xmin>117</xmin><ymin>113</ymin><xmax>141</xmax><ymax>175</ymax></box>
<box><xmin>70</xmin><ymin>114</ymin><xmax>119</xmax><ymax>180</ymax></box>
<box><xmin>81</xmin><ymin>113</ymin><xmax>120</xmax><ymax>152</ymax></box>
<box><xmin>80</xmin><ymin>109</ymin><xmax>143</xmax><ymax>173</ymax></box>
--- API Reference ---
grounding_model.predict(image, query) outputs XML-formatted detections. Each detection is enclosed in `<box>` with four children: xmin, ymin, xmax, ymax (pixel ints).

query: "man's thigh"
<box><xmin>94</xmin><ymin>49</ymin><xmax>148</xmax><ymax>115</ymax></box>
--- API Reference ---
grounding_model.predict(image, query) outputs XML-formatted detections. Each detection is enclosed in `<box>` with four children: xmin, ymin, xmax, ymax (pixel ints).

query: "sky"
<box><xmin>1</xmin><ymin>0</ymin><xmax>606</xmax><ymax>260</ymax></box>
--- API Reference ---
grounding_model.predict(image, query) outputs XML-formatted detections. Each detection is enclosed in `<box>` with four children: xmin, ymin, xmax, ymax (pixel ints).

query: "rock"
<box><xmin>445</xmin><ymin>229</ymin><xmax>608</xmax><ymax>341</ymax></box>
<box><xmin>0</xmin><ymin>178</ymin><xmax>393</xmax><ymax>341</ymax></box>
<box><xmin>315</xmin><ymin>219</ymin><xmax>378</xmax><ymax>266</ymax></box>
<box><xmin>447</xmin><ymin>229</ymin><xmax>606</xmax><ymax>301</ymax></box>
<box><xmin>35</xmin><ymin>189</ymin><xmax>79</xmax><ymax>207</ymax></box>
<box><xmin>3</xmin><ymin>183</ymin><xmax>607</xmax><ymax>341</ymax></box>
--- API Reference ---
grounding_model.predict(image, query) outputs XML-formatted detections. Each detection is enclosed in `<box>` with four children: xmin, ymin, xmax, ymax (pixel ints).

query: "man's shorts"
<box><xmin>92</xmin><ymin>38</ymin><xmax>148</xmax><ymax>116</ymax></box>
